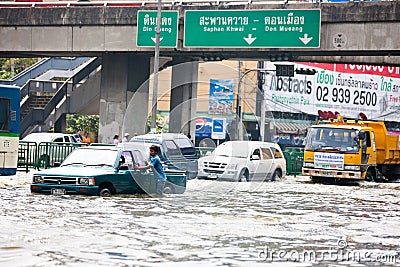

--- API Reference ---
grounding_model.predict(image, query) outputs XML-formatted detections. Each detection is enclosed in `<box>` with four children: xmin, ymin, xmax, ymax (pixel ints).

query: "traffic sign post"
<box><xmin>137</xmin><ymin>11</ymin><xmax>178</xmax><ymax>47</ymax></box>
<box><xmin>184</xmin><ymin>9</ymin><xmax>320</xmax><ymax>48</ymax></box>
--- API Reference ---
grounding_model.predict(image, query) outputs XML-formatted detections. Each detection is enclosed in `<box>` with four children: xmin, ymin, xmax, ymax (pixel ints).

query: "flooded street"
<box><xmin>1</xmin><ymin>172</ymin><xmax>400</xmax><ymax>266</ymax></box>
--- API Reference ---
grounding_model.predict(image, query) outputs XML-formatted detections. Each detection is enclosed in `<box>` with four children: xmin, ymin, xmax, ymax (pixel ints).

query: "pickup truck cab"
<box><xmin>197</xmin><ymin>141</ymin><xmax>286</xmax><ymax>182</ymax></box>
<box><xmin>129</xmin><ymin>133</ymin><xmax>198</xmax><ymax>179</ymax></box>
<box><xmin>30</xmin><ymin>146</ymin><xmax>186</xmax><ymax>196</ymax></box>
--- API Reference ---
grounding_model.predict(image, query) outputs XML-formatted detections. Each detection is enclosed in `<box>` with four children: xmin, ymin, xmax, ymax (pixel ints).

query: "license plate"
<box><xmin>209</xmin><ymin>174</ymin><xmax>217</xmax><ymax>179</ymax></box>
<box><xmin>322</xmin><ymin>171</ymin><xmax>334</xmax><ymax>177</ymax></box>
<box><xmin>51</xmin><ymin>188</ymin><xmax>66</xmax><ymax>195</ymax></box>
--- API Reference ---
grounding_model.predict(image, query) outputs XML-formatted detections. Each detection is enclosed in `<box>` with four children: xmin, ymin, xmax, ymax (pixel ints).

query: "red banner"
<box><xmin>296</xmin><ymin>62</ymin><xmax>400</xmax><ymax>78</ymax></box>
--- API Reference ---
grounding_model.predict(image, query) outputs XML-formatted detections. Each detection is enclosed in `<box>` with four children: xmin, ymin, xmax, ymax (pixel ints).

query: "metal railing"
<box><xmin>71</xmin><ymin>57</ymin><xmax>102</xmax><ymax>88</ymax></box>
<box><xmin>20</xmin><ymin>80</ymin><xmax>65</xmax><ymax>101</ymax></box>
<box><xmin>195</xmin><ymin>147</ymin><xmax>215</xmax><ymax>158</ymax></box>
<box><xmin>0</xmin><ymin>57</ymin><xmax>91</xmax><ymax>88</ymax></box>
<box><xmin>19</xmin><ymin>81</ymin><xmax>72</xmax><ymax>136</ymax></box>
<box><xmin>18</xmin><ymin>141</ymin><xmax>84</xmax><ymax>171</ymax></box>
<box><xmin>18</xmin><ymin>141</ymin><xmax>38</xmax><ymax>172</ymax></box>
<box><xmin>0</xmin><ymin>1</ymin><xmax>307</xmax><ymax>9</ymax></box>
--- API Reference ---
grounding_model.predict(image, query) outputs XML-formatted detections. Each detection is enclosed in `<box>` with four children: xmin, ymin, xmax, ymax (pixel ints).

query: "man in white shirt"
<box><xmin>123</xmin><ymin>133</ymin><xmax>130</xmax><ymax>142</ymax></box>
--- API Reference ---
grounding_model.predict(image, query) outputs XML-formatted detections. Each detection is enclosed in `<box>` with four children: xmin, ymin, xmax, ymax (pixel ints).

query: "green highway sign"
<box><xmin>184</xmin><ymin>9</ymin><xmax>320</xmax><ymax>48</ymax></box>
<box><xmin>137</xmin><ymin>11</ymin><xmax>178</xmax><ymax>47</ymax></box>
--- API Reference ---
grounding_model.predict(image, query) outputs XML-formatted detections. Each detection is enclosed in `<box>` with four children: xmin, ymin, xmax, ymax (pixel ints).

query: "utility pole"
<box><xmin>236</xmin><ymin>60</ymin><xmax>243</xmax><ymax>140</ymax></box>
<box><xmin>237</xmin><ymin>68</ymin><xmax>275</xmax><ymax>142</ymax></box>
<box><xmin>150</xmin><ymin>0</ymin><xmax>162</xmax><ymax>133</ymax></box>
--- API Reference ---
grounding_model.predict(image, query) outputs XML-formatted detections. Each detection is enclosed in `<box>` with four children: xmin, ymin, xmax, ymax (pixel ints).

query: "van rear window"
<box><xmin>175</xmin><ymin>138</ymin><xmax>193</xmax><ymax>148</ymax></box>
<box><xmin>164</xmin><ymin>140</ymin><xmax>181</xmax><ymax>156</ymax></box>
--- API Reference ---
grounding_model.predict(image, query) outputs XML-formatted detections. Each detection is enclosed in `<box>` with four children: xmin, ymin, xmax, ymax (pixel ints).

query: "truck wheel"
<box><xmin>271</xmin><ymin>170</ymin><xmax>282</xmax><ymax>181</ymax></box>
<box><xmin>163</xmin><ymin>185</ymin><xmax>174</xmax><ymax>194</ymax></box>
<box><xmin>99</xmin><ymin>188</ymin><xmax>112</xmax><ymax>197</ymax></box>
<box><xmin>238</xmin><ymin>169</ymin><xmax>248</xmax><ymax>182</ymax></box>
<box><xmin>311</xmin><ymin>176</ymin><xmax>322</xmax><ymax>183</ymax></box>
<box><xmin>365</xmin><ymin>170</ymin><xmax>375</xmax><ymax>182</ymax></box>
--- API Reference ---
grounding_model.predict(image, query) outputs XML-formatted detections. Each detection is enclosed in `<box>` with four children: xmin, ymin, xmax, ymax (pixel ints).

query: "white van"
<box><xmin>21</xmin><ymin>133</ymin><xmax>80</xmax><ymax>169</ymax></box>
<box><xmin>22</xmin><ymin>132</ymin><xmax>78</xmax><ymax>143</ymax></box>
<box><xmin>197</xmin><ymin>141</ymin><xmax>286</xmax><ymax>182</ymax></box>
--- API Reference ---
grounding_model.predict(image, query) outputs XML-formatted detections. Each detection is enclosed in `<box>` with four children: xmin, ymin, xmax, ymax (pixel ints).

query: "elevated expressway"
<box><xmin>0</xmin><ymin>1</ymin><xmax>399</xmax><ymax>65</ymax></box>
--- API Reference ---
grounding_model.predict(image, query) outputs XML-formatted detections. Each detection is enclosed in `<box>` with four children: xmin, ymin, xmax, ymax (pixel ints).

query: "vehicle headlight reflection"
<box><xmin>77</xmin><ymin>177</ymin><xmax>95</xmax><ymax>185</ymax></box>
<box><xmin>303</xmin><ymin>162</ymin><xmax>314</xmax><ymax>168</ymax></box>
<box><xmin>344</xmin><ymin>165</ymin><xmax>361</xmax><ymax>171</ymax></box>
<box><xmin>226</xmin><ymin>163</ymin><xmax>237</xmax><ymax>170</ymax></box>
<box><xmin>33</xmin><ymin>176</ymin><xmax>43</xmax><ymax>183</ymax></box>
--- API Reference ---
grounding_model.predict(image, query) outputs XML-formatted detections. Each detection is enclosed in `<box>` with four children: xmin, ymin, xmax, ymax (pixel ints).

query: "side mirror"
<box><xmin>251</xmin><ymin>154</ymin><xmax>260</xmax><ymax>160</ymax></box>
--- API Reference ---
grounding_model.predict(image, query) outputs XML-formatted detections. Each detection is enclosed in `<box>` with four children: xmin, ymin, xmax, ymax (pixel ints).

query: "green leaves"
<box><xmin>66</xmin><ymin>114</ymin><xmax>99</xmax><ymax>135</ymax></box>
<box><xmin>146</xmin><ymin>114</ymin><xmax>169</xmax><ymax>133</ymax></box>
<box><xmin>0</xmin><ymin>58</ymin><xmax>38</xmax><ymax>79</ymax></box>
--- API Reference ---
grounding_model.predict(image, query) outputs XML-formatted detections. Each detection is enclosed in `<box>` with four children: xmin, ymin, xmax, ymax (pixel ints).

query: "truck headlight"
<box><xmin>77</xmin><ymin>177</ymin><xmax>95</xmax><ymax>185</ymax></box>
<box><xmin>344</xmin><ymin>165</ymin><xmax>361</xmax><ymax>171</ymax></box>
<box><xmin>33</xmin><ymin>175</ymin><xmax>43</xmax><ymax>183</ymax></box>
<box><xmin>226</xmin><ymin>163</ymin><xmax>237</xmax><ymax>170</ymax></box>
<box><xmin>303</xmin><ymin>162</ymin><xmax>314</xmax><ymax>168</ymax></box>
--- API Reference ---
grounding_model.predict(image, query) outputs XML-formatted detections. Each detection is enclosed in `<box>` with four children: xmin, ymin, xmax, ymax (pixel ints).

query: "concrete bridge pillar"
<box><xmin>169</xmin><ymin>61</ymin><xmax>198</xmax><ymax>139</ymax></box>
<box><xmin>99</xmin><ymin>54</ymin><xmax>150</xmax><ymax>143</ymax></box>
<box><xmin>54</xmin><ymin>114</ymin><xmax>66</xmax><ymax>133</ymax></box>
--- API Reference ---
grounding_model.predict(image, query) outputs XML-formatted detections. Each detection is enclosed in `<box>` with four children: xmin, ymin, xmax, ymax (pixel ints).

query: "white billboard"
<box><xmin>263</xmin><ymin>62</ymin><xmax>400</xmax><ymax>122</ymax></box>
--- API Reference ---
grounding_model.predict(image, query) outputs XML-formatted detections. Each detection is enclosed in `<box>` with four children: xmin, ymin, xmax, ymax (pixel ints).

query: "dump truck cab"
<box><xmin>302</xmin><ymin>117</ymin><xmax>400</xmax><ymax>182</ymax></box>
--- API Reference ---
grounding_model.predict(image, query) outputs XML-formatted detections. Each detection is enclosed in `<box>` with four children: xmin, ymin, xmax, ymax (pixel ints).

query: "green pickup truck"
<box><xmin>30</xmin><ymin>146</ymin><xmax>186</xmax><ymax>196</ymax></box>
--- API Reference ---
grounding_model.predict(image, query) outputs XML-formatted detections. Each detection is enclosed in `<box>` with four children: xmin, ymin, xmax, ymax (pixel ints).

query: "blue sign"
<box><xmin>196</xmin><ymin>117</ymin><xmax>232</xmax><ymax>139</ymax></box>
<box><xmin>211</xmin><ymin>118</ymin><xmax>226</xmax><ymax>140</ymax></box>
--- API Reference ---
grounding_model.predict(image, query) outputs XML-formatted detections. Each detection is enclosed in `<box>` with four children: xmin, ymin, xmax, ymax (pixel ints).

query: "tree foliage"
<box><xmin>147</xmin><ymin>114</ymin><xmax>169</xmax><ymax>133</ymax></box>
<box><xmin>66</xmin><ymin>114</ymin><xmax>99</xmax><ymax>135</ymax></box>
<box><xmin>0</xmin><ymin>58</ymin><xmax>39</xmax><ymax>79</ymax></box>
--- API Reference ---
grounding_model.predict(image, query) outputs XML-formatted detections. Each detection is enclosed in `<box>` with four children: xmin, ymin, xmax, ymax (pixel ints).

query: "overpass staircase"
<box><xmin>0</xmin><ymin>57</ymin><xmax>91</xmax><ymax>87</ymax></box>
<box><xmin>0</xmin><ymin>57</ymin><xmax>100</xmax><ymax>137</ymax></box>
<box><xmin>19</xmin><ymin>57</ymin><xmax>102</xmax><ymax>138</ymax></box>
<box><xmin>2</xmin><ymin>56</ymin><xmax>173</xmax><ymax>138</ymax></box>
<box><xmin>20</xmin><ymin>95</ymin><xmax>53</xmax><ymax>119</ymax></box>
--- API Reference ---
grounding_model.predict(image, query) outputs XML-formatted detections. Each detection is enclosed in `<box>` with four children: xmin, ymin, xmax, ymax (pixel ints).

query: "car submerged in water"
<box><xmin>30</xmin><ymin>146</ymin><xmax>186</xmax><ymax>196</ymax></box>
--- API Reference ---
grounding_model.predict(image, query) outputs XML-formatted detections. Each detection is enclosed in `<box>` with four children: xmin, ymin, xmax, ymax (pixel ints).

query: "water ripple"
<box><xmin>0</xmin><ymin>175</ymin><xmax>399</xmax><ymax>266</ymax></box>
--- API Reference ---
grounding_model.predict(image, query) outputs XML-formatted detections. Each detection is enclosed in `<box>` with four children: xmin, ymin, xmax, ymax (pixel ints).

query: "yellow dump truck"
<box><xmin>302</xmin><ymin>117</ymin><xmax>400</xmax><ymax>182</ymax></box>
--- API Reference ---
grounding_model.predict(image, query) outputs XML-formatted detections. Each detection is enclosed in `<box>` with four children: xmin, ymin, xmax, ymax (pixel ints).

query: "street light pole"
<box><xmin>260</xmin><ymin>86</ymin><xmax>267</xmax><ymax>142</ymax></box>
<box><xmin>236</xmin><ymin>61</ymin><xmax>243</xmax><ymax>140</ymax></box>
<box><xmin>150</xmin><ymin>0</ymin><xmax>162</xmax><ymax>132</ymax></box>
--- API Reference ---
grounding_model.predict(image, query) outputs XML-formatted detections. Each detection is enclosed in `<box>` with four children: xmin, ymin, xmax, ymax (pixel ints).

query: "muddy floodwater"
<box><xmin>1</xmin><ymin>172</ymin><xmax>400</xmax><ymax>267</ymax></box>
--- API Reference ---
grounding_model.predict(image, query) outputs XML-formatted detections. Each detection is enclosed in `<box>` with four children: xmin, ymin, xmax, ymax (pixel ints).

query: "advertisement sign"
<box><xmin>263</xmin><ymin>62</ymin><xmax>400</xmax><ymax>122</ymax></box>
<box><xmin>314</xmin><ymin>152</ymin><xmax>344</xmax><ymax>170</ymax></box>
<box><xmin>208</xmin><ymin>79</ymin><xmax>234</xmax><ymax>115</ymax></box>
<box><xmin>211</xmin><ymin>118</ymin><xmax>226</xmax><ymax>140</ymax></box>
<box><xmin>195</xmin><ymin>118</ymin><xmax>213</xmax><ymax>138</ymax></box>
